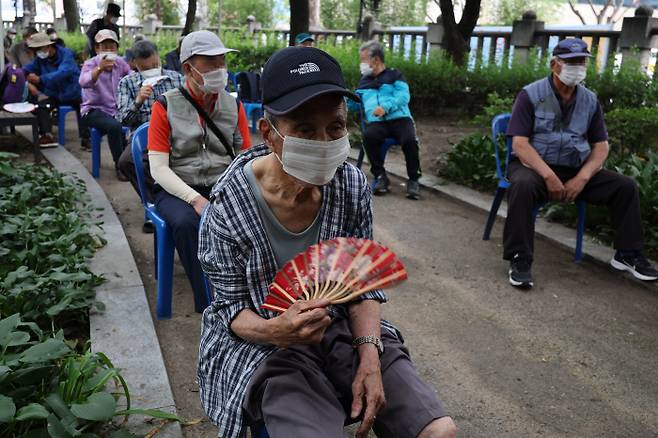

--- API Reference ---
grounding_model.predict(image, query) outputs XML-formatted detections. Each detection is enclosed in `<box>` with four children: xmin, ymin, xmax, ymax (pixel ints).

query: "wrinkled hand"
<box><xmin>544</xmin><ymin>173</ymin><xmax>565</xmax><ymax>202</ymax></box>
<box><xmin>26</xmin><ymin>73</ymin><xmax>40</xmax><ymax>85</ymax></box>
<box><xmin>372</xmin><ymin>106</ymin><xmax>386</xmax><ymax>117</ymax></box>
<box><xmin>351</xmin><ymin>354</ymin><xmax>386</xmax><ymax>438</ymax></box>
<box><xmin>100</xmin><ymin>57</ymin><xmax>115</xmax><ymax>72</ymax></box>
<box><xmin>136</xmin><ymin>85</ymin><xmax>154</xmax><ymax>104</ymax></box>
<box><xmin>191</xmin><ymin>195</ymin><xmax>209</xmax><ymax>216</ymax></box>
<box><xmin>269</xmin><ymin>299</ymin><xmax>331</xmax><ymax>348</ymax></box>
<box><xmin>563</xmin><ymin>175</ymin><xmax>587</xmax><ymax>203</ymax></box>
<box><xmin>27</xmin><ymin>83</ymin><xmax>39</xmax><ymax>96</ymax></box>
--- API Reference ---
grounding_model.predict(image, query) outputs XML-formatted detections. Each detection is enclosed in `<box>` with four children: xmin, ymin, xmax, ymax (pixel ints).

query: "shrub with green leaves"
<box><xmin>0</xmin><ymin>153</ymin><xmax>105</xmax><ymax>324</ymax></box>
<box><xmin>440</xmin><ymin>134</ymin><xmax>504</xmax><ymax>192</ymax></box>
<box><xmin>605</xmin><ymin>107</ymin><xmax>658</xmax><ymax>159</ymax></box>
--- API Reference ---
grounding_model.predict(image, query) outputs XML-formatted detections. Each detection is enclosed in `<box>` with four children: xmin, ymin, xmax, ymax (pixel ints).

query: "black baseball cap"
<box><xmin>261</xmin><ymin>47</ymin><xmax>359</xmax><ymax>115</ymax></box>
<box><xmin>552</xmin><ymin>38</ymin><xmax>592</xmax><ymax>59</ymax></box>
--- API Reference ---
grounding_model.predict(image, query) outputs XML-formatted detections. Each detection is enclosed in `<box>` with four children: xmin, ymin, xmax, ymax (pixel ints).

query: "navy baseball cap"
<box><xmin>295</xmin><ymin>33</ymin><xmax>314</xmax><ymax>45</ymax></box>
<box><xmin>261</xmin><ymin>47</ymin><xmax>359</xmax><ymax>115</ymax></box>
<box><xmin>552</xmin><ymin>38</ymin><xmax>592</xmax><ymax>59</ymax></box>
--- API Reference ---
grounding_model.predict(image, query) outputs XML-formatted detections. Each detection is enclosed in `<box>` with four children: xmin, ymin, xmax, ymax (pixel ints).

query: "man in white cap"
<box><xmin>147</xmin><ymin>30</ymin><xmax>251</xmax><ymax>313</ymax></box>
<box><xmin>23</xmin><ymin>32</ymin><xmax>87</xmax><ymax>147</ymax></box>
<box><xmin>79</xmin><ymin>29</ymin><xmax>131</xmax><ymax>178</ymax></box>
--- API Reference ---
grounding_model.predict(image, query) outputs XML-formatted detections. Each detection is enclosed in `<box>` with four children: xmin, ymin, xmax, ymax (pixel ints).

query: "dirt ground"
<box><xmin>54</xmin><ymin>117</ymin><xmax>658</xmax><ymax>438</ymax></box>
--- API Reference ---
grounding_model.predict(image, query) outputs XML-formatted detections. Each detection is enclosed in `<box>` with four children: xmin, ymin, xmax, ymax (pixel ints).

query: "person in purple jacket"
<box><xmin>80</xmin><ymin>29</ymin><xmax>131</xmax><ymax>180</ymax></box>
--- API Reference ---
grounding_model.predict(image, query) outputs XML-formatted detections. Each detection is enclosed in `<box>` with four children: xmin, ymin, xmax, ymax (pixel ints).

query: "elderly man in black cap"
<box><xmin>197</xmin><ymin>46</ymin><xmax>456</xmax><ymax>438</ymax></box>
<box><xmin>504</xmin><ymin>38</ymin><xmax>658</xmax><ymax>288</ymax></box>
<box><xmin>86</xmin><ymin>3</ymin><xmax>121</xmax><ymax>57</ymax></box>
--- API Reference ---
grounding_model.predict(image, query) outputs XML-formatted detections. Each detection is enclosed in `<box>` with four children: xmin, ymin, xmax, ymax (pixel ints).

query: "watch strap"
<box><xmin>352</xmin><ymin>335</ymin><xmax>384</xmax><ymax>355</ymax></box>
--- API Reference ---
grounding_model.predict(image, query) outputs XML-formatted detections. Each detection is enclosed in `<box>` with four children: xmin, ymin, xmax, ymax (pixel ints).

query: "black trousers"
<box><xmin>503</xmin><ymin>159</ymin><xmax>644</xmax><ymax>261</ymax></box>
<box><xmin>363</xmin><ymin>117</ymin><xmax>421</xmax><ymax>181</ymax></box>
<box><xmin>153</xmin><ymin>185</ymin><xmax>212</xmax><ymax>313</ymax></box>
<box><xmin>118</xmin><ymin>140</ymin><xmax>155</xmax><ymax>204</ymax></box>
<box><xmin>35</xmin><ymin>96</ymin><xmax>88</xmax><ymax>139</ymax></box>
<box><xmin>82</xmin><ymin>109</ymin><xmax>125</xmax><ymax>165</ymax></box>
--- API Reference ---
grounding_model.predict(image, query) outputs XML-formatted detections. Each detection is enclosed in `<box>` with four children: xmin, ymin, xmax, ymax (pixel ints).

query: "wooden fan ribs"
<box><xmin>262</xmin><ymin>238</ymin><xmax>407</xmax><ymax>313</ymax></box>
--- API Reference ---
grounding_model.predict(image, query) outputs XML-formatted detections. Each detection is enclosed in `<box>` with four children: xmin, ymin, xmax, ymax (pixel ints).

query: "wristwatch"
<box><xmin>352</xmin><ymin>335</ymin><xmax>384</xmax><ymax>356</ymax></box>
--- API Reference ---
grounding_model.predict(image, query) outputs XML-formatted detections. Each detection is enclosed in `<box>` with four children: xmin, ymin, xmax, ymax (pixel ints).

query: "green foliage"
<box><xmin>481</xmin><ymin>0</ymin><xmax>562</xmax><ymax>25</ymax></box>
<box><xmin>0</xmin><ymin>154</ymin><xmax>181</xmax><ymax>435</ymax></box>
<box><xmin>136</xmin><ymin>0</ymin><xmax>180</xmax><ymax>25</ymax></box>
<box><xmin>320</xmin><ymin>0</ymin><xmax>426</xmax><ymax>29</ymax></box>
<box><xmin>0</xmin><ymin>153</ymin><xmax>105</xmax><ymax>323</ymax></box>
<box><xmin>0</xmin><ymin>312</ymin><xmax>131</xmax><ymax>436</ymax></box>
<box><xmin>473</xmin><ymin>92</ymin><xmax>515</xmax><ymax>126</ymax></box>
<box><xmin>585</xmin><ymin>60</ymin><xmax>657</xmax><ymax>112</ymax></box>
<box><xmin>209</xmin><ymin>0</ymin><xmax>275</xmax><ymax>28</ymax></box>
<box><xmin>606</xmin><ymin>107</ymin><xmax>658</xmax><ymax>158</ymax></box>
<box><xmin>440</xmin><ymin>134</ymin><xmax>505</xmax><ymax>192</ymax></box>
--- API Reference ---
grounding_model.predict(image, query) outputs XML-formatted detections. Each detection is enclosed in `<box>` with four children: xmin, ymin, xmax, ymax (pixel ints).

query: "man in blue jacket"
<box><xmin>24</xmin><ymin>32</ymin><xmax>88</xmax><ymax>148</ymax></box>
<box><xmin>356</xmin><ymin>40</ymin><xmax>421</xmax><ymax>199</ymax></box>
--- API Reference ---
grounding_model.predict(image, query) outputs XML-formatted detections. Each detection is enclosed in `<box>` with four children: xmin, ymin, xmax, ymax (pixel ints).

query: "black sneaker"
<box><xmin>509</xmin><ymin>254</ymin><xmax>533</xmax><ymax>288</ymax></box>
<box><xmin>372</xmin><ymin>174</ymin><xmax>390</xmax><ymax>195</ymax></box>
<box><xmin>406</xmin><ymin>179</ymin><xmax>420</xmax><ymax>200</ymax></box>
<box><xmin>610</xmin><ymin>251</ymin><xmax>658</xmax><ymax>281</ymax></box>
<box><xmin>142</xmin><ymin>220</ymin><xmax>155</xmax><ymax>234</ymax></box>
<box><xmin>80</xmin><ymin>138</ymin><xmax>91</xmax><ymax>151</ymax></box>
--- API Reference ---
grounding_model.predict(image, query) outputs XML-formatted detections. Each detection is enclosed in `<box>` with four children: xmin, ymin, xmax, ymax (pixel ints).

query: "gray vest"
<box><xmin>163</xmin><ymin>85</ymin><xmax>240</xmax><ymax>187</ymax></box>
<box><xmin>524</xmin><ymin>77</ymin><xmax>598</xmax><ymax>168</ymax></box>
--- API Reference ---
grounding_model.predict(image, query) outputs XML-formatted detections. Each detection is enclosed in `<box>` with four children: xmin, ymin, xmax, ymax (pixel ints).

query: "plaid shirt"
<box><xmin>197</xmin><ymin>144</ymin><xmax>396</xmax><ymax>437</ymax></box>
<box><xmin>115</xmin><ymin>68</ymin><xmax>183</xmax><ymax>128</ymax></box>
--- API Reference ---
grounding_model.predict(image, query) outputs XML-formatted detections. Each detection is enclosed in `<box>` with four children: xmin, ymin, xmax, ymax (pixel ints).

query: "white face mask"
<box><xmin>270</xmin><ymin>123</ymin><xmax>350</xmax><ymax>186</ymax></box>
<box><xmin>98</xmin><ymin>51</ymin><xmax>117</xmax><ymax>61</ymax></box>
<box><xmin>190</xmin><ymin>65</ymin><xmax>227</xmax><ymax>94</ymax></box>
<box><xmin>36</xmin><ymin>50</ymin><xmax>49</xmax><ymax>59</ymax></box>
<box><xmin>558</xmin><ymin>63</ymin><xmax>587</xmax><ymax>87</ymax></box>
<box><xmin>8</xmin><ymin>34</ymin><xmax>15</xmax><ymax>41</ymax></box>
<box><xmin>140</xmin><ymin>67</ymin><xmax>162</xmax><ymax>79</ymax></box>
<box><xmin>49</xmin><ymin>33</ymin><xmax>57</xmax><ymax>41</ymax></box>
<box><xmin>360</xmin><ymin>62</ymin><xmax>373</xmax><ymax>76</ymax></box>
<box><xmin>110</xmin><ymin>16</ymin><xmax>119</xmax><ymax>24</ymax></box>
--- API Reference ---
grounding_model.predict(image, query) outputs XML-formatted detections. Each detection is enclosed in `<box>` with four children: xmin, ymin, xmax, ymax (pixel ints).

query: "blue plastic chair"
<box><xmin>91</xmin><ymin>126</ymin><xmax>130</xmax><ymax>179</ymax></box>
<box><xmin>482</xmin><ymin>113</ymin><xmax>587</xmax><ymax>262</ymax></box>
<box><xmin>130</xmin><ymin>122</ymin><xmax>212</xmax><ymax>319</ymax></box>
<box><xmin>242</xmin><ymin>102</ymin><xmax>263</xmax><ymax>134</ymax></box>
<box><xmin>57</xmin><ymin>105</ymin><xmax>78</xmax><ymax>146</ymax></box>
<box><xmin>354</xmin><ymin>104</ymin><xmax>397</xmax><ymax>177</ymax></box>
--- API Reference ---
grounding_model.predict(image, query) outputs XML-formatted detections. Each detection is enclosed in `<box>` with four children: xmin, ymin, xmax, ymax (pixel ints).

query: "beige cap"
<box><xmin>94</xmin><ymin>29</ymin><xmax>119</xmax><ymax>44</ymax></box>
<box><xmin>26</xmin><ymin>33</ymin><xmax>54</xmax><ymax>48</ymax></box>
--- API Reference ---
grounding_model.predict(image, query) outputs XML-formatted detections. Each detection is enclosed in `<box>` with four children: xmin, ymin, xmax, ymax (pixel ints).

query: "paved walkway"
<box><xmin>59</xmin><ymin>116</ymin><xmax>658</xmax><ymax>437</ymax></box>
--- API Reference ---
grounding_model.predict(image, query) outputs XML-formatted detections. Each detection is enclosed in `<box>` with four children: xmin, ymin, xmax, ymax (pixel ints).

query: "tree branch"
<box><xmin>567</xmin><ymin>0</ymin><xmax>587</xmax><ymax>25</ymax></box>
<box><xmin>438</xmin><ymin>0</ymin><xmax>457</xmax><ymax>28</ymax></box>
<box><xmin>457</xmin><ymin>0</ymin><xmax>481</xmax><ymax>39</ymax></box>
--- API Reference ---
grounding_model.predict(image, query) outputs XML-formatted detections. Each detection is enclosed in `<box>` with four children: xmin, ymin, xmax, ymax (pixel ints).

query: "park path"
<box><xmin>61</xmin><ymin>120</ymin><xmax>658</xmax><ymax>437</ymax></box>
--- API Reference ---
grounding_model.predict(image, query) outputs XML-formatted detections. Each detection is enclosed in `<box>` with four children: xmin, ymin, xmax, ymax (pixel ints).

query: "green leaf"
<box><xmin>0</xmin><ymin>394</ymin><xmax>16</xmax><ymax>422</ymax></box>
<box><xmin>20</xmin><ymin>339</ymin><xmax>70</xmax><ymax>363</ymax></box>
<box><xmin>0</xmin><ymin>313</ymin><xmax>21</xmax><ymax>347</ymax></box>
<box><xmin>70</xmin><ymin>392</ymin><xmax>116</xmax><ymax>422</ymax></box>
<box><xmin>47</xmin><ymin>413</ymin><xmax>78</xmax><ymax>438</ymax></box>
<box><xmin>115</xmin><ymin>408</ymin><xmax>184</xmax><ymax>422</ymax></box>
<box><xmin>15</xmin><ymin>403</ymin><xmax>50</xmax><ymax>421</ymax></box>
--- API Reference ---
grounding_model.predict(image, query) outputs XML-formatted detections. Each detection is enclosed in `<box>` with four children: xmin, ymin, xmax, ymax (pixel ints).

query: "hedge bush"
<box><xmin>60</xmin><ymin>32</ymin><xmax>658</xmax><ymax>117</ymax></box>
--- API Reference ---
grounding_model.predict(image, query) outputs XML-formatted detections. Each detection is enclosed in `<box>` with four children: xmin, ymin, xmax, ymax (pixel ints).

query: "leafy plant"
<box><xmin>605</xmin><ymin>107</ymin><xmax>658</xmax><ymax>159</ymax></box>
<box><xmin>473</xmin><ymin>92</ymin><xmax>515</xmax><ymax>126</ymax></box>
<box><xmin>0</xmin><ymin>153</ymin><xmax>105</xmax><ymax>324</ymax></box>
<box><xmin>439</xmin><ymin>133</ymin><xmax>505</xmax><ymax>192</ymax></box>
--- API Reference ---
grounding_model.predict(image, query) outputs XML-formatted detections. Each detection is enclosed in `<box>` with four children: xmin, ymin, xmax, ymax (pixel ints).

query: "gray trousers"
<box><xmin>243</xmin><ymin>317</ymin><xmax>447</xmax><ymax>438</ymax></box>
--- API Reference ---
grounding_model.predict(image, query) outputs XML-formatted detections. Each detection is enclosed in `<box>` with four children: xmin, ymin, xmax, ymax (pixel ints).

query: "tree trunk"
<box><xmin>63</xmin><ymin>0</ymin><xmax>80</xmax><ymax>33</ymax></box>
<box><xmin>438</xmin><ymin>0</ymin><xmax>481</xmax><ymax>66</ymax></box>
<box><xmin>309</xmin><ymin>0</ymin><xmax>322</xmax><ymax>30</ymax></box>
<box><xmin>23</xmin><ymin>0</ymin><xmax>37</xmax><ymax>25</ymax></box>
<box><xmin>183</xmin><ymin>0</ymin><xmax>197</xmax><ymax>35</ymax></box>
<box><xmin>289</xmin><ymin>0</ymin><xmax>310</xmax><ymax>46</ymax></box>
<box><xmin>155</xmin><ymin>0</ymin><xmax>162</xmax><ymax>20</ymax></box>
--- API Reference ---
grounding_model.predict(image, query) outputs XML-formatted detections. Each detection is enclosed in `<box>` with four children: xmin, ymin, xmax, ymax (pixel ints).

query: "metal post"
<box><xmin>217</xmin><ymin>0</ymin><xmax>222</xmax><ymax>35</ymax></box>
<box><xmin>122</xmin><ymin>0</ymin><xmax>126</xmax><ymax>38</ymax></box>
<box><xmin>51</xmin><ymin>0</ymin><xmax>56</xmax><ymax>24</ymax></box>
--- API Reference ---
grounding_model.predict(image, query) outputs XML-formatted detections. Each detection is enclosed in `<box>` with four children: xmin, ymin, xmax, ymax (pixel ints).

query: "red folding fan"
<box><xmin>261</xmin><ymin>237</ymin><xmax>407</xmax><ymax>313</ymax></box>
